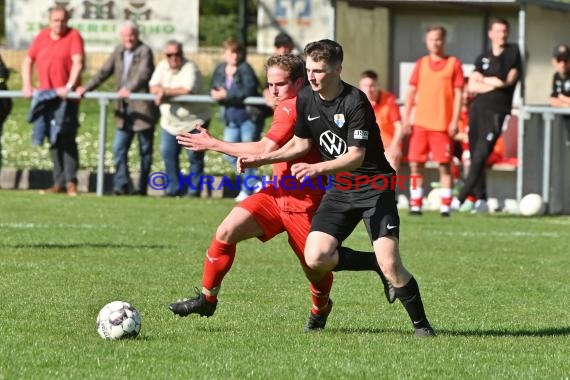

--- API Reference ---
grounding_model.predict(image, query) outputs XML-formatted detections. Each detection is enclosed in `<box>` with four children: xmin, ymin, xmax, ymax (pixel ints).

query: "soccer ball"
<box><xmin>518</xmin><ymin>193</ymin><xmax>545</xmax><ymax>216</ymax></box>
<box><xmin>96</xmin><ymin>301</ymin><xmax>141</xmax><ymax>340</ymax></box>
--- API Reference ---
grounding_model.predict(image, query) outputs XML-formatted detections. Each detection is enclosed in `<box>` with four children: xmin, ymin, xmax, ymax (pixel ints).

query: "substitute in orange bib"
<box><xmin>403</xmin><ymin>25</ymin><xmax>464</xmax><ymax>216</ymax></box>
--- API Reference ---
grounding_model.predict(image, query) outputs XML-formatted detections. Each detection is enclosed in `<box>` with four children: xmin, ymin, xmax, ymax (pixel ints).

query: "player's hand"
<box><xmin>176</xmin><ymin>126</ymin><xmax>212</xmax><ymax>151</ymax></box>
<box><xmin>291</xmin><ymin>162</ymin><xmax>318</xmax><ymax>180</ymax></box>
<box><xmin>385</xmin><ymin>144</ymin><xmax>402</xmax><ymax>171</ymax></box>
<box><xmin>448</xmin><ymin>122</ymin><xmax>458</xmax><ymax>137</ymax></box>
<box><xmin>402</xmin><ymin>121</ymin><xmax>412</xmax><ymax>136</ymax></box>
<box><xmin>237</xmin><ymin>155</ymin><xmax>261</xmax><ymax>173</ymax></box>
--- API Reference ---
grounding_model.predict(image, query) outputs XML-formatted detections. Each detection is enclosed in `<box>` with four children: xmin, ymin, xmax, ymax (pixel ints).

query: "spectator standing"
<box><xmin>76</xmin><ymin>21</ymin><xmax>158</xmax><ymax>196</ymax></box>
<box><xmin>149</xmin><ymin>40</ymin><xmax>211</xmax><ymax>197</ymax></box>
<box><xmin>210</xmin><ymin>38</ymin><xmax>263</xmax><ymax>202</ymax></box>
<box><xmin>403</xmin><ymin>26</ymin><xmax>464</xmax><ymax>216</ymax></box>
<box><xmin>457</xmin><ymin>18</ymin><xmax>522</xmax><ymax>213</ymax></box>
<box><xmin>21</xmin><ymin>5</ymin><xmax>84</xmax><ymax>196</ymax></box>
<box><xmin>358</xmin><ymin>70</ymin><xmax>404</xmax><ymax>172</ymax></box>
<box><xmin>549</xmin><ymin>43</ymin><xmax>570</xmax><ymax>147</ymax></box>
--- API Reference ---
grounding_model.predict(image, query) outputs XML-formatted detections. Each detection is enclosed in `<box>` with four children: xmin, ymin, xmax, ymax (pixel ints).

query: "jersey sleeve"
<box><xmin>387</xmin><ymin>94</ymin><xmax>401</xmax><ymax>122</ymax></box>
<box><xmin>551</xmin><ymin>73</ymin><xmax>559</xmax><ymax>98</ymax></box>
<box><xmin>452</xmin><ymin>58</ymin><xmax>465</xmax><ymax>88</ymax></box>
<box><xmin>510</xmin><ymin>45</ymin><xmax>523</xmax><ymax>73</ymax></box>
<box><xmin>408</xmin><ymin>59</ymin><xmax>422</xmax><ymax>86</ymax></box>
<box><xmin>266</xmin><ymin>99</ymin><xmax>296</xmax><ymax>147</ymax></box>
<box><xmin>294</xmin><ymin>92</ymin><xmax>312</xmax><ymax>139</ymax></box>
<box><xmin>473</xmin><ymin>54</ymin><xmax>484</xmax><ymax>73</ymax></box>
<box><xmin>347</xmin><ymin>98</ymin><xmax>373</xmax><ymax>148</ymax></box>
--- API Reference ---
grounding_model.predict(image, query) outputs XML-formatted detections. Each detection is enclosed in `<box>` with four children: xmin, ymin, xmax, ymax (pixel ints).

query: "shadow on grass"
<box><xmin>332</xmin><ymin>326</ymin><xmax>570</xmax><ymax>337</ymax></box>
<box><xmin>1</xmin><ymin>243</ymin><xmax>171</xmax><ymax>249</ymax></box>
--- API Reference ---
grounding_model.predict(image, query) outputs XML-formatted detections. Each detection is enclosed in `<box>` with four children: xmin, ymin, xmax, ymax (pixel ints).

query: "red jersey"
<box><xmin>27</xmin><ymin>28</ymin><xmax>84</xmax><ymax>89</ymax></box>
<box><xmin>264</xmin><ymin>97</ymin><xmax>324</xmax><ymax>212</ymax></box>
<box><xmin>371</xmin><ymin>90</ymin><xmax>401</xmax><ymax>148</ymax></box>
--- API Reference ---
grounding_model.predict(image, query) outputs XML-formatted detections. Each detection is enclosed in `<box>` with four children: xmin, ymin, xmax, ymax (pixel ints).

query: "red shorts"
<box><xmin>408</xmin><ymin>126</ymin><xmax>452</xmax><ymax>164</ymax></box>
<box><xmin>237</xmin><ymin>187</ymin><xmax>315</xmax><ymax>263</ymax></box>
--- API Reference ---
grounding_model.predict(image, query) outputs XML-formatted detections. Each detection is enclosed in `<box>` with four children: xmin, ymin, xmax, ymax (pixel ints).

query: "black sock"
<box><xmin>334</xmin><ymin>246</ymin><xmax>379</xmax><ymax>272</ymax></box>
<box><xmin>394</xmin><ymin>277</ymin><xmax>430</xmax><ymax>329</ymax></box>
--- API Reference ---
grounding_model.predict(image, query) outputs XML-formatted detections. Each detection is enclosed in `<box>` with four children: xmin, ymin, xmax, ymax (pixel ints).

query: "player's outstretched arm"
<box><xmin>177</xmin><ymin>127</ymin><xmax>278</xmax><ymax>156</ymax></box>
<box><xmin>291</xmin><ymin>146</ymin><xmax>365</xmax><ymax>180</ymax></box>
<box><xmin>237</xmin><ymin>135</ymin><xmax>312</xmax><ymax>172</ymax></box>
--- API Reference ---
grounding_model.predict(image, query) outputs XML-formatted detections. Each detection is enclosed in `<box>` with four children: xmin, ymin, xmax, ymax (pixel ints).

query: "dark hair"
<box><xmin>488</xmin><ymin>17</ymin><xmax>509</xmax><ymax>31</ymax></box>
<box><xmin>304</xmin><ymin>39</ymin><xmax>343</xmax><ymax>67</ymax></box>
<box><xmin>426</xmin><ymin>25</ymin><xmax>447</xmax><ymax>39</ymax></box>
<box><xmin>265</xmin><ymin>54</ymin><xmax>305</xmax><ymax>83</ymax></box>
<box><xmin>274</xmin><ymin>32</ymin><xmax>294</xmax><ymax>48</ymax></box>
<box><xmin>360</xmin><ymin>70</ymin><xmax>378</xmax><ymax>81</ymax></box>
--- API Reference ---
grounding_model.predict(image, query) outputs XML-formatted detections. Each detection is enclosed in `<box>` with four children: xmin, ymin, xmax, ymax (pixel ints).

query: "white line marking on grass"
<box><xmin>0</xmin><ymin>222</ymin><xmax>107</xmax><ymax>229</ymax></box>
<box><xmin>431</xmin><ymin>230</ymin><xmax>561</xmax><ymax>238</ymax></box>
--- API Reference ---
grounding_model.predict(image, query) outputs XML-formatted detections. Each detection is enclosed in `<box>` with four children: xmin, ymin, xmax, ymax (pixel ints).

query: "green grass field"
<box><xmin>0</xmin><ymin>191</ymin><xmax>569</xmax><ymax>379</ymax></box>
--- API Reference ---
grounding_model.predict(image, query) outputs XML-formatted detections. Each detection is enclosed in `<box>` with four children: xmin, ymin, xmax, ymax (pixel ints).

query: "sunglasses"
<box><xmin>166</xmin><ymin>52</ymin><xmax>181</xmax><ymax>58</ymax></box>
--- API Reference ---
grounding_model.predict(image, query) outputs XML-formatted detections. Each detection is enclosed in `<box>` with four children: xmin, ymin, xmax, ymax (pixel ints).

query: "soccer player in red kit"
<box><xmin>170</xmin><ymin>54</ymin><xmax>392</xmax><ymax>330</ymax></box>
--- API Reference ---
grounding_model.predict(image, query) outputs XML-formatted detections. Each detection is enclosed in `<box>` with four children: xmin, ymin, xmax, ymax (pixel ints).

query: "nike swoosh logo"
<box><xmin>307</xmin><ymin>115</ymin><xmax>320</xmax><ymax>121</ymax></box>
<box><xmin>387</xmin><ymin>224</ymin><xmax>398</xmax><ymax>230</ymax></box>
<box><xmin>206</xmin><ymin>253</ymin><xmax>218</xmax><ymax>263</ymax></box>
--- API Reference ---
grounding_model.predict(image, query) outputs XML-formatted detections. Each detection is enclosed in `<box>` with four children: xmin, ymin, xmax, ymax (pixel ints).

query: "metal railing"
<box><xmin>1</xmin><ymin>90</ymin><xmax>568</xmax><ymax>211</ymax></box>
<box><xmin>519</xmin><ymin>105</ymin><xmax>570</xmax><ymax>212</ymax></box>
<box><xmin>0</xmin><ymin>90</ymin><xmax>266</xmax><ymax>196</ymax></box>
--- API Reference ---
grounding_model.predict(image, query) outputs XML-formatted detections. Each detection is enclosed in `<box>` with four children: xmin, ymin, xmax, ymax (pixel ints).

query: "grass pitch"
<box><xmin>0</xmin><ymin>191</ymin><xmax>568</xmax><ymax>379</ymax></box>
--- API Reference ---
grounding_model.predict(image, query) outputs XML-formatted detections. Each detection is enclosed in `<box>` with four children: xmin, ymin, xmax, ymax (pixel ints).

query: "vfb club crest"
<box><xmin>334</xmin><ymin>114</ymin><xmax>345</xmax><ymax>128</ymax></box>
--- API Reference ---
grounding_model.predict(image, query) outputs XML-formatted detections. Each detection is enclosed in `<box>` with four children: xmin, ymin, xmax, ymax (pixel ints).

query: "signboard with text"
<box><xmin>257</xmin><ymin>0</ymin><xmax>335</xmax><ymax>54</ymax></box>
<box><xmin>6</xmin><ymin>0</ymin><xmax>199</xmax><ymax>52</ymax></box>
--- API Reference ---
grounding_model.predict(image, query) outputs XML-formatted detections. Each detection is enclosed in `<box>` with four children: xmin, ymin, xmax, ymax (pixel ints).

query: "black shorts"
<box><xmin>310</xmin><ymin>190</ymin><xmax>400</xmax><ymax>243</ymax></box>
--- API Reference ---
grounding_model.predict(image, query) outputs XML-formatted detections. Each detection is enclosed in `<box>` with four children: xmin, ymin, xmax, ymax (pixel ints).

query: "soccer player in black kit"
<box><xmin>239</xmin><ymin>39</ymin><xmax>434</xmax><ymax>337</ymax></box>
<box><xmin>458</xmin><ymin>18</ymin><xmax>522</xmax><ymax>213</ymax></box>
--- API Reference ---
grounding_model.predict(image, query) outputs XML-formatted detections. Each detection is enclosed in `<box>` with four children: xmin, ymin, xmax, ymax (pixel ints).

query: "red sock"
<box><xmin>202</xmin><ymin>237</ymin><xmax>236</xmax><ymax>301</ymax></box>
<box><xmin>466</xmin><ymin>195</ymin><xmax>476</xmax><ymax>203</ymax></box>
<box><xmin>309</xmin><ymin>272</ymin><xmax>333</xmax><ymax>315</ymax></box>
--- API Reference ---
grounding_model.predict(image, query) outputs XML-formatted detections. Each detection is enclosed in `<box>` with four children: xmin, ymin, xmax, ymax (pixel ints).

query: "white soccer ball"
<box><xmin>96</xmin><ymin>301</ymin><xmax>141</xmax><ymax>340</ymax></box>
<box><xmin>518</xmin><ymin>193</ymin><xmax>545</xmax><ymax>216</ymax></box>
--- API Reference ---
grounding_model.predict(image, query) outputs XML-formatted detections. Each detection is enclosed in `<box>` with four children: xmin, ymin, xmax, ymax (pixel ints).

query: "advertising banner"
<box><xmin>5</xmin><ymin>0</ymin><xmax>199</xmax><ymax>52</ymax></box>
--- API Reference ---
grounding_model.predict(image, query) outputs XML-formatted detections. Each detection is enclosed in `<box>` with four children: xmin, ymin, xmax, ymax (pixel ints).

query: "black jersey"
<box><xmin>294</xmin><ymin>82</ymin><xmax>394</xmax><ymax>194</ymax></box>
<box><xmin>472</xmin><ymin>43</ymin><xmax>522</xmax><ymax>114</ymax></box>
<box><xmin>551</xmin><ymin>71</ymin><xmax>570</xmax><ymax>98</ymax></box>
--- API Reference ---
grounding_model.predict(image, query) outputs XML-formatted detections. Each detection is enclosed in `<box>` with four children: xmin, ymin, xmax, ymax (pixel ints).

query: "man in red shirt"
<box><xmin>170</xmin><ymin>55</ymin><xmax>393</xmax><ymax>330</ymax></box>
<box><xmin>21</xmin><ymin>5</ymin><xmax>84</xmax><ymax>196</ymax></box>
<box><xmin>359</xmin><ymin>70</ymin><xmax>404</xmax><ymax>172</ymax></box>
<box><xmin>403</xmin><ymin>25</ymin><xmax>464</xmax><ymax>216</ymax></box>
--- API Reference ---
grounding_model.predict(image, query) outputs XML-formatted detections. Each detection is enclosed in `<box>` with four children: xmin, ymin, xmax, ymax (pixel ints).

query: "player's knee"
<box><xmin>304</xmin><ymin>250</ymin><xmax>330</xmax><ymax>271</ymax></box>
<box><xmin>215</xmin><ymin>222</ymin><xmax>237</xmax><ymax>244</ymax></box>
